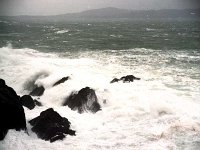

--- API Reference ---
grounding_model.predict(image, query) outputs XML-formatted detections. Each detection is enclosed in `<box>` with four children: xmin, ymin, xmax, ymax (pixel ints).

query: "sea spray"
<box><xmin>0</xmin><ymin>45</ymin><xmax>200</xmax><ymax>149</ymax></box>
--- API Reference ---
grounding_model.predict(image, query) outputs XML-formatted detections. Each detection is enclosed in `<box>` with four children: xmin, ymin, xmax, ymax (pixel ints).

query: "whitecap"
<box><xmin>56</xmin><ymin>29</ymin><xmax>69</xmax><ymax>34</ymax></box>
<box><xmin>0</xmin><ymin>46</ymin><xmax>200</xmax><ymax>150</ymax></box>
<box><xmin>146</xmin><ymin>28</ymin><xmax>156</xmax><ymax>31</ymax></box>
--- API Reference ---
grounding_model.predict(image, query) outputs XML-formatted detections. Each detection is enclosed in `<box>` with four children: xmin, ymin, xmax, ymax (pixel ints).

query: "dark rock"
<box><xmin>0</xmin><ymin>79</ymin><xmax>26</xmax><ymax>140</ymax></box>
<box><xmin>120</xmin><ymin>75</ymin><xmax>140</xmax><ymax>82</ymax></box>
<box><xmin>63</xmin><ymin>87</ymin><xmax>101</xmax><ymax>113</ymax></box>
<box><xmin>34</xmin><ymin>100</ymin><xmax>42</xmax><ymax>106</ymax></box>
<box><xmin>110</xmin><ymin>78</ymin><xmax>120</xmax><ymax>83</ymax></box>
<box><xmin>0</xmin><ymin>79</ymin><xmax>6</xmax><ymax>86</ymax></box>
<box><xmin>20</xmin><ymin>95</ymin><xmax>35</xmax><ymax>110</ymax></box>
<box><xmin>23</xmin><ymin>72</ymin><xmax>49</xmax><ymax>92</ymax></box>
<box><xmin>103</xmin><ymin>99</ymin><xmax>107</xmax><ymax>104</ymax></box>
<box><xmin>20</xmin><ymin>95</ymin><xmax>42</xmax><ymax>109</ymax></box>
<box><xmin>50</xmin><ymin>133</ymin><xmax>65</xmax><ymax>143</ymax></box>
<box><xmin>29</xmin><ymin>86</ymin><xmax>45</xmax><ymax>96</ymax></box>
<box><xmin>110</xmin><ymin>75</ymin><xmax>140</xmax><ymax>83</ymax></box>
<box><xmin>29</xmin><ymin>108</ymin><xmax>75</xmax><ymax>142</ymax></box>
<box><xmin>53</xmin><ymin>76</ymin><xmax>69</xmax><ymax>87</ymax></box>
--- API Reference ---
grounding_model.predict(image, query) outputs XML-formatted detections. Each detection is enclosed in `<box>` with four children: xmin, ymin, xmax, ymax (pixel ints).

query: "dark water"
<box><xmin>0</xmin><ymin>19</ymin><xmax>200</xmax><ymax>150</ymax></box>
<box><xmin>0</xmin><ymin>19</ymin><xmax>200</xmax><ymax>52</ymax></box>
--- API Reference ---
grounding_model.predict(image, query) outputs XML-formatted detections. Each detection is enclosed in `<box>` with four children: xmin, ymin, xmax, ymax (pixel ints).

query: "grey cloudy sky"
<box><xmin>0</xmin><ymin>0</ymin><xmax>199</xmax><ymax>16</ymax></box>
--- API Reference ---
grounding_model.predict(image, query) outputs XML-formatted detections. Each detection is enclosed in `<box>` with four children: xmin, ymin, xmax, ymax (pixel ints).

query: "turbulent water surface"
<box><xmin>0</xmin><ymin>19</ymin><xmax>200</xmax><ymax>150</ymax></box>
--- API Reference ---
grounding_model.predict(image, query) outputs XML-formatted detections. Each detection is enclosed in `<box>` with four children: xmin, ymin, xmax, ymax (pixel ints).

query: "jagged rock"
<box><xmin>110</xmin><ymin>78</ymin><xmax>120</xmax><ymax>83</ymax></box>
<box><xmin>20</xmin><ymin>95</ymin><xmax>35</xmax><ymax>110</ymax></box>
<box><xmin>53</xmin><ymin>76</ymin><xmax>69</xmax><ymax>87</ymax></box>
<box><xmin>110</xmin><ymin>75</ymin><xmax>140</xmax><ymax>83</ymax></box>
<box><xmin>0</xmin><ymin>79</ymin><xmax>26</xmax><ymax>140</ymax></box>
<box><xmin>20</xmin><ymin>95</ymin><xmax>42</xmax><ymax>109</ymax></box>
<box><xmin>120</xmin><ymin>75</ymin><xmax>140</xmax><ymax>82</ymax></box>
<box><xmin>63</xmin><ymin>87</ymin><xmax>101</xmax><ymax>113</ymax></box>
<box><xmin>29</xmin><ymin>108</ymin><xmax>75</xmax><ymax>143</ymax></box>
<box><xmin>29</xmin><ymin>86</ymin><xmax>45</xmax><ymax>96</ymax></box>
<box><xmin>34</xmin><ymin>100</ymin><xmax>42</xmax><ymax>106</ymax></box>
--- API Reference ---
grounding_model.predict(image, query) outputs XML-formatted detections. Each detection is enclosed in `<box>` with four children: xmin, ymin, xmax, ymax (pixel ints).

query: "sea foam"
<box><xmin>0</xmin><ymin>45</ymin><xmax>200</xmax><ymax>149</ymax></box>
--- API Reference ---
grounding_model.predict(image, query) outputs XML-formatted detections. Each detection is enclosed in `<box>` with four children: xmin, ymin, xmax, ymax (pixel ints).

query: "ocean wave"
<box><xmin>56</xmin><ymin>29</ymin><xmax>69</xmax><ymax>34</ymax></box>
<box><xmin>0</xmin><ymin>45</ymin><xmax>200</xmax><ymax>149</ymax></box>
<box><xmin>146</xmin><ymin>28</ymin><xmax>156</xmax><ymax>31</ymax></box>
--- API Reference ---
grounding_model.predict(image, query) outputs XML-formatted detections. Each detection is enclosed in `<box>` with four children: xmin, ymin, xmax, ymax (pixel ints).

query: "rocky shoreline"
<box><xmin>0</xmin><ymin>74</ymin><xmax>140</xmax><ymax>142</ymax></box>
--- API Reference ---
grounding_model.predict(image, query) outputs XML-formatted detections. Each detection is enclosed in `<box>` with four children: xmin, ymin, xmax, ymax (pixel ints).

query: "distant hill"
<box><xmin>60</xmin><ymin>7</ymin><xmax>131</xmax><ymax>18</ymax></box>
<box><xmin>3</xmin><ymin>7</ymin><xmax>200</xmax><ymax>22</ymax></box>
<box><xmin>61</xmin><ymin>7</ymin><xmax>200</xmax><ymax>19</ymax></box>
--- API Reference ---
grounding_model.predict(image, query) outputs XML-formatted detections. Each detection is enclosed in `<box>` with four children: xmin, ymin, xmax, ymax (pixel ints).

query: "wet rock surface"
<box><xmin>29</xmin><ymin>86</ymin><xmax>45</xmax><ymax>96</ymax></box>
<box><xmin>0</xmin><ymin>79</ymin><xmax>26</xmax><ymax>140</ymax></box>
<box><xmin>29</xmin><ymin>108</ymin><xmax>75</xmax><ymax>143</ymax></box>
<box><xmin>110</xmin><ymin>75</ymin><xmax>140</xmax><ymax>83</ymax></box>
<box><xmin>53</xmin><ymin>76</ymin><xmax>70</xmax><ymax>87</ymax></box>
<box><xmin>63</xmin><ymin>87</ymin><xmax>101</xmax><ymax>113</ymax></box>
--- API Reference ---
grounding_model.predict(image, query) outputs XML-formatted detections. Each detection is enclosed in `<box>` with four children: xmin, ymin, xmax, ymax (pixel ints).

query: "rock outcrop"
<box><xmin>0</xmin><ymin>79</ymin><xmax>26</xmax><ymax>140</ymax></box>
<box><xmin>20</xmin><ymin>95</ymin><xmax>42</xmax><ymax>110</ymax></box>
<box><xmin>110</xmin><ymin>78</ymin><xmax>120</xmax><ymax>83</ymax></box>
<box><xmin>110</xmin><ymin>75</ymin><xmax>140</xmax><ymax>83</ymax></box>
<box><xmin>20</xmin><ymin>95</ymin><xmax>35</xmax><ymax>110</ymax></box>
<box><xmin>29</xmin><ymin>108</ymin><xmax>75</xmax><ymax>143</ymax></box>
<box><xmin>63</xmin><ymin>87</ymin><xmax>101</xmax><ymax>113</ymax></box>
<box><xmin>53</xmin><ymin>76</ymin><xmax>69</xmax><ymax>87</ymax></box>
<box><xmin>29</xmin><ymin>86</ymin><xmax>45</xmax><ymax>96</ymax></box>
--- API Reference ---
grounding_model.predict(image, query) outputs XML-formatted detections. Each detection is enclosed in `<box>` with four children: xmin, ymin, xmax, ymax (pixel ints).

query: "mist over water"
<box><xmin>0</xmin><ymin>19</ymin><xmax>200</xmax><ymax>149</ymax></box>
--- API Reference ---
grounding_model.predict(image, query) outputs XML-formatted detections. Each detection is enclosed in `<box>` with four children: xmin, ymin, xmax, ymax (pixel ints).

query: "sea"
<box><xmin>0</xmin><ymin>19</ymin><xmax>200</xmax><ymax>150</ymax></box>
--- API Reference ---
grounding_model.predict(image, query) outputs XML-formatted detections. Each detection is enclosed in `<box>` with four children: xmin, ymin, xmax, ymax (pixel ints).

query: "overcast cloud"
<box><xmin>0</xmin><ymin>0</ymin><xmax>199</xmax><ymax>16</ymax></box>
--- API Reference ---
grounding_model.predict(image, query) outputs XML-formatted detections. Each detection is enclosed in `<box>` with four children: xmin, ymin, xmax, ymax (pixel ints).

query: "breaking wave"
<box><xmin>0</xmin><ymin>45</ymin><xmax>200</xmax><ymax>149</ymax></box>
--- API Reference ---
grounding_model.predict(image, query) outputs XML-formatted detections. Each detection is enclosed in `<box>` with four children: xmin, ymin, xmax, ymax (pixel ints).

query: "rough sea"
<box><xmin>0</xmin><ymin>19</ymin><xmax>200</xmax><ymax>150</ymax></box>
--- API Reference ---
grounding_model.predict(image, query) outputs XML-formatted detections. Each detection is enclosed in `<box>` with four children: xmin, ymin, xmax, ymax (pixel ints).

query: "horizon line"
<box><xmin>1</xmin><ymin>7</ymin><xmax>200</xmax><ymax>17</ymax></box>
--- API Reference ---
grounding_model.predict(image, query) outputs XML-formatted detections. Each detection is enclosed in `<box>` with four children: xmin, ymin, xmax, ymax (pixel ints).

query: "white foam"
<box><xmin>110</xmin><ymin>34</ymin><xmax>122</xmax><ymax>38</ymax></box>
<box><xmin>0</xmin><ymin>46</ymin><xmax>200</xmax><ymax>149</ymax></box>
<box><xmin>56</xmin><ymin>29</ymin><xmax>69</xmax><ymax>34</ymax></box>
<box><xmin>146</xmin><ymin>28</ymin><xmax>156</xmax><ymax>31</ymax></box>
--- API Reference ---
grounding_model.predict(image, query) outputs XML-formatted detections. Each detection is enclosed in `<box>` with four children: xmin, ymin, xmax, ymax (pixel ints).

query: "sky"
<box><xmin>0</xmin><ymin>0</ymin><xmax>199</xmax><ymax>16</ymax></box>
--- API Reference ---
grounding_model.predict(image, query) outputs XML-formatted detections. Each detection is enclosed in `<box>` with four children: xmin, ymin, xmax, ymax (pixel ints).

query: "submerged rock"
<box><xmin>63</xmin><ymin>87</ymin><xmax>101</xmax><ymax>113</ymax></box>
<box><xmin>110</xmin><ymin>75</ymin><xmax>140</xmax><ymax>83</ymax></box>
<box><xmin>29</xmin><ymin>86</ymin><xmax>45</xmax><ymax>96</ymax></box>
<box><xmin>34</xmin><ymin>99</ymin><xmax>42</xmax><ymax>106</ymax></box>
<box><xmin>29</xmin><ymin>108</ymin><xmax>75</xmax><ymax>143</ymax></box>
<box><xmin>0</xmin><ymin>79</ymin><xmax>26</xmax><ymax>140</ymax></box>
<box><xmin>23</xmin><ymin>72</ymin><xmax>49</xmax><ymax>96</ymax></box>
<box><xmin>23</xmin><ymin>72</ymin><xmax>49</xmax><ymax>92</ymax></box>
<box><xmin>53</xmin><ymin>76</ymin><xmax>70</xmax><ymax>87</ymax></box>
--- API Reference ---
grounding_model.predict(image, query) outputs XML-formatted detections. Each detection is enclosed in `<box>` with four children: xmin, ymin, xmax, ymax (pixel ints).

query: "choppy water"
<box><xmin>0</xmin><ymin>19</ymin><xmax>200</xmax><ymax>51</ymax></box>
<box><xmin>0</xmin><ymin>19</ymin><xmax>200</xmax><ymax>150</ymax></box>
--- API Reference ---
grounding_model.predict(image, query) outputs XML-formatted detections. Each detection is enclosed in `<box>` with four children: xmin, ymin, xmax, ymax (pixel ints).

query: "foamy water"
<box><xmin>0</xmin><ymin>45</ymin><xmax>200</xmax><ymax>150</ymax></box>
<box><xmin>56</xmin><ymin>29</ymin><xmax>70</xmax><ymax>34</ymax></box>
